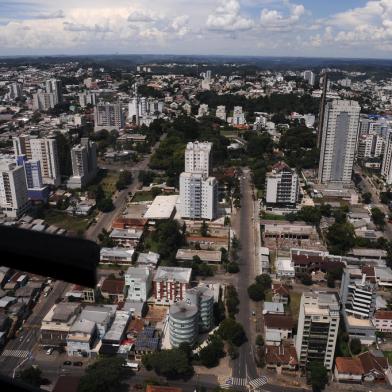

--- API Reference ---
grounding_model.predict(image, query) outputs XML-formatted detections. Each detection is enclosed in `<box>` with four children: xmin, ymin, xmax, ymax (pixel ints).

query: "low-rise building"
<box><xmin>100</xmin><ymin>311</ymin><xmax>131</xmax><ymax>355</ymax></box>
<box><xmin>373</xmin><ymin>310</ymin><xmax>392</xmax><ymax>333</ymax></box>
<box><xmin>40</xmin><ymin>303</ymin><xmax>81</xmax><ymax>347</ymax></box>
<box><xmin>334</xmin><ymin>357</ymin><xmax>364</xmax><ymax>383</ymax></box>
<box><xmin>265</xmin><ymin>344</ymin><xmax>298</xmax><ymax>372</ymax></box>
<box><xmin>176</xmin><ymin>249</ymin><xmax>222</xmax><ymax>265</ymax></box>
<box><xmin>276</xmin><ymin>257</ymin><xmax>295</xmax><ymax>279</ymax></box>
<box><xmin>137</xmin><ymin>252</ymin><xmax>160</xmax><ymax>268</ymax></box>
<box><xmin>100</xmin><ymin>247</ymin><xmax>135</xmax><ymax>264</ymax></box>
<box><xmin>271</xmin><ymin>284</ymin><xmax>290</xmax><ymax>305</ymax></box>
<box><xmin>109</xmin><ymin>228</ymin><xmax>144</xmax><ymax>248</ymax></box>
<box><xmin>264</xmin><ymin>314</ymin><xmax>294</xmax><ymax>342</ymax></box>
<box><xmin>124</xmin><ymin>266</ymin><xmax>152</xmax><ymax>302</ymax></box>
<box><xmin>100</xmin><ymin>278</ymin><xmax>125</xmax><ymax>303</ymax></box>
<box><xmin>79</xmin><ymin>305</ymin><xmax>116</xmax><ymax>339</ymax></box>
<box><xmin>66</xmin><ymin>318</ymin><xmax>97</xmax><ymax>357</ymax></box>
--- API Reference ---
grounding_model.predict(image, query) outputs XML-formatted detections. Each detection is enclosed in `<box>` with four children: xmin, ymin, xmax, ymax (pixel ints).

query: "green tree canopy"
<box><xmin>217</xmin><ymin>318</ymin><xmax>247</xmax><ymax>346</ymax></box>
<box><xmin>308</xmin><ymin>361</ymin><xmax>328</xmax><ymax>392</ymax></box>
<box><xmin>78</xmin><ymin>357</ymin><xmax>128</xmax><ymax>392</ymax></box>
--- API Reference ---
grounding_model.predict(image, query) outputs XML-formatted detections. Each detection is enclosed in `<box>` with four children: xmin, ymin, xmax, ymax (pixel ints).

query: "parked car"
<box><xmin>63</xmin><ymin>361</ymin><xmax>72</xmax><ymax>366</ymax></box>
<box><xmin>73</xmin><ymin>361</ymin><xmax>83</xmax><ymax>366</ymax></box>
<box><xmin>46</xmin><ymin>348</ymin><xmax>54</xmax><ymax>355</ymax></box>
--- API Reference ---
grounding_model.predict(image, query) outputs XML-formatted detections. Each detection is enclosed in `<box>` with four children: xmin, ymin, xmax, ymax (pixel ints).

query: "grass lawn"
<box><xmin>43</xmin><ymin>209</ymin><xmax>93</xmax><ymax>233</ymax></box>
<box><xmin>289</xmin><ymin>291</ymin><xmax>302</xmax><ymax>321</ymax></box>
<box><xmin>262</xmin><ymin>213</ymin><xmax>287</xmax><ymax>221</ymax></box>
<box><xmin>132</xmin><ymin>190</ymin><xmax>155</xmax><ymax>202</ymax></box>
<box><xmin>100</xmin><ymin>171</ymin><xmax>120</xmax><ymax>196</ymax></box>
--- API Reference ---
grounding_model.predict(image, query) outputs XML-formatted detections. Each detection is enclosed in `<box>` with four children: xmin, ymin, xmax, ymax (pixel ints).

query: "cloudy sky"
<box><xmin>1</xmin><ymin>0</ymin><xmax>392</xmax><ymax>58</ymax></box>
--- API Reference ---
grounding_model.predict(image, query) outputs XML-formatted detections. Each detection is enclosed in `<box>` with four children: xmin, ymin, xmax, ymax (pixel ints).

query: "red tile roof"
<box><xmin>101</xmin><ymin>278</ymin><xmax>125</xmax><ymax>295</ymax></box>
<box><xmin>146</xmin><ymin>386</ymin><xmax>182</xmax><ymax>392</ymax></box>
<box><xmin>264</xmin><ymin>314</ymin><xmax>294</xmax><ymax>330</ymax></box>
<box><xmin>272</xmin><ymin>284</ymin><xmax>290</xmax><ymax>297</ymax></box>
<box><xmin>358</xmin><ymin>351</ymin><xmax>388</xmax><ymax>376</ymax></box>
<box><xmin>374</xmin><ymin>310</ymin><xmax>392</xmax><ymax>320</ymax></box>
<box><xmin>335</xmin><ymin>357</ymin><xmax>364</xmax><ymax>375</ymax></box>
<box><xmin>265</xmin><ymin>344</ymin><xmax>298</xmax><ymax>366</ymax></box>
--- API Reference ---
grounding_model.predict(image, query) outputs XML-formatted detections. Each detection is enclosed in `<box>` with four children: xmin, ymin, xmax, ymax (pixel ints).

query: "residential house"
<box><xmin>272</xmin><ymin>284</ymin><xmax>290</xmax><ymax>305</ymax></box>
<box><xmin>66</xmin><ymin>318</ymin><xmax>98</xmax><ymax>357</ymax></box>
<box><xmin>100</xmin><ymin>278</ymin><xmax>125</xmax><ymax>303</ymax></box>
<box><xmin>265</xmin><ymin>344</ymin><xmax>298</xmax><ymax>372</ymax></box>
<box><xmin>334</xmin><ymin>357</ymin><xmax>364</xmax><ymax>383</ymax></box>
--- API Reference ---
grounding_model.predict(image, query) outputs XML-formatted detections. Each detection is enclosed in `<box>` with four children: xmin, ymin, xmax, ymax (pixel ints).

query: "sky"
<box><xmin>1</xmin><ymin>0</ymin><xmax>392</xmax><ymax>58</ymax></box>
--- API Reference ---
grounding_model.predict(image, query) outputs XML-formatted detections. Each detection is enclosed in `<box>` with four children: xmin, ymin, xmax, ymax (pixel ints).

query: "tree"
<box><xmin>138</xmin><ymin>170</ymin><xmax>155</xmax><ymax>186</ymax></box>
<box><xmin>17</xmin><ymin>366</ymin><xmax>45</xmax><ymax>387</ymax></box>
<box><xmin>199</xmin><ymin>337</ymin><xmax>225</xmax><ymax>368</ymax></box>
<box><xmin>308</xmin><ymin>362</ymin><xmax>328</xmax><ymax>392</ymax></box>
<box><xmin>217</xmin><ymin>318</ymin><xmax>247</xmax><ymax>346</ymax></box>
<box><xmin>142</xmin><ymin>349</ymin><xmax>194</xmax><ymax>380</ymax></box>
<box><xmin>78</xmin><ymin>357</ymin><xmax>128</xmax><ymax>392</ymax></box>
<box><xmin>247</xmin><ymin>283</ymin><xmax>265</xmax><ymax>301</ymax></box>
<box><xmin>326</xmin><ymin>222</ymin><xmax>355</xmax><ymax>255</ymax></box>
<box><xmin>97</xmin><ymin>197</ymin><xmax>114</xmax><ymax>212</ymax></box>
<box><xmin>371</xmin><ymin>207</ymin><xmax>385</xmax><ymax>228</ymax></box>
<box><xmin>362</xmin><ymin>192</ymin><xmax>372</xmax><ymax>204</ymax></box>
<box><xmin>301</xmin><ymin>273</ymin><xmax>313</xmax><ymax>286</ymax></box>
<box><xmin>225</xmin><ymin>285</ymin><xmax>239</xmax><ymax>318</ymax></box>
<box><xmin>255</xmin><ymin>274</ymin><xmax>272</xmax><ymax>289</ymax></box>
<box><xmin>349</xmin><ymin>338</ymin><xmax>362</xmax><ymax>355</ymax></box>
<box><xmin>255</xmin><ymin>335</ymin><xmax>264</xmax><ymax>347</ymax></box>
<box><xmin>98</xmin><ymin>229</ymin><xmax>116</xmax><ymax>247</ymax></box>
<box><xmin>116</xmin><ymin>170</ymin><xmax>133</xmax><ymax>190</ymax></box>
<box><xmin>200</xmin><ymin>220</ymin><xmax>209</xmax><ymax>237</ymax></box>
<box><xmin>226</xmin><ymin>262</ymin><xmax>239</xmax><ymax>273</ymax></box>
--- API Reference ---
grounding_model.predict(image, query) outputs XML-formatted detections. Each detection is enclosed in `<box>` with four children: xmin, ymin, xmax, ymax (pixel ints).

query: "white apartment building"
<box><xmin>216</xmin><ymin>105</ymin><xmax>226</xmax><ymax>121</ymax></box>
<box><xmin>45</xmin><ymin>79</ymin><xmax>63</xmax><ymax>103</ymax></box>
<box><xmin>68</xmin><ymin>138</ymin><xmax>97</xmax><ymax>189</ymax></box>
<box><xmin>357</xmin><ymin>132</ymin><xmax>385</xmax><ymax>160</ymax></box>
<box><xmin>94</xmin><ymin>103</ymin><xmax>124</xmax><ymax>132</ymax></box>
<box><xmin>231</xmin><ymin>106</ymin><xmax>246</xmax><ymax>126</ymax></box>
<box><xmin>78</xmin><ymin>91</ymin><xmax>97</xmax><ymax>108</ymax></box>
<box><xmin>382</xmin><ymin>129</ymin><xmax>392</xmax><ymax>184</ymax></box>
<box><xmin>124</xmin><ymin>266</ymin><xmax>152</xmax><ymax>302</ymax></box>
<box><xmin>13</xmin><ymin>136</ymin><xmax>61</xmax><ymax>186</ymax></box>
<box><xmin>373</xmin><ymin>311</ymin><xmax>392</xmax><ymax>333</ymax></box>
<box><xmin>265</xmin><ymin>162</ymin><xmax>299</xmax><ymax>206</ymax></box>
<box><xmin>0</xmin><ymin>160</ymin><xmax>29</xmax><ymax>218</ymax></box>
<box><xmin>180</xmin><ymin>172</ymin><xmax>218</xmax><ymax>220</ymax></box>
<box><xmin>7</xmin><ymin>82</ymin><xmax>22</xmax><ymax>100</ymax></box>
<box><xmin>303</xmin><ymin>70</ymin><xmax>316</xmax><ymax>86</ymax></box>
<box><xmin>340</xmin><ymin>267</ymin><xmax>377</xmax><ymax>319</ymax></box>
<box><xmin>295</xmin><ymin>291</ymin><xmax>340</xmax><ymax>370</ymax></box>
<box><xmin>318</xmin><ymin>100</ymin><xmax>361</xmax><ymax>185</ymax></box>
<box><xmin>184</xmin><ymin>141</ymin><xmax>212</xmax><ymax>176</ymax></box>
<box><xmin>197</xmin><ymin>104</ymin><xmax>209</xmax><ymax>117</ymax></box>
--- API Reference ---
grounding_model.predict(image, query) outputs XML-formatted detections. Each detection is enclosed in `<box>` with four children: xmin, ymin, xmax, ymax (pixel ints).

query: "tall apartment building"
<box><xmin>216</xmin><ymin>105</ymin><xmax>226</xmax><ymax>121</ymax></box>
<box><xmin>303</xmin><ymin>70</ymin><xmax>315</xmax><ymax>86</ymax></box>
<box><xmin>94</xmin><ymin>103</ymin><xmax>124</xmax><ymax>132</ymax></box>
<box><xmin>16</xmin><ymin>155</ymin><xmax>49</xmax><ymax>202</ymax></box>
<box><xmin>382</xmin><ymin>129</ymin><xmax>392</xmax><ymax>184</ymax></box>
<box><xmin>295</xmin><ymin>291</ymin><xmax>340</xmax><ymax>370</ymax></box>
<box><xmin>231</xmin><ymin>106</ymin><xmax>246</xmax><ymax>126</ymax></box>
<box><xmin>32</xmin><ymin>79</ymin><xmax>62</xmax><ymax>111</ymax></box>
<box><xmin>0</xmin><ymin>160</ymin><xmax>29</xmax><ymax>218</ymax></box>
<box><xmin>318</xmin><ymin>100</ymin><xmax>361</xmax><ymax>185</ymax></box>
<box><xmin>180</xmin><ymin>141</ymin><xmax>217</xmax><ymax>220</ymax></box>
<box><xmin>67</xmin><ymin>138</ymin><xmax>97</xmax><ymax>189</ymax></box>
<box><xmin>357</xmin><ymin>132</ymin><xmax>385</xmax><ymax>160</ymax></box>
<box><xmin>340</xmin><ymin>267</ymin><xmax>377</xmax><ymax>319</ymax></box>
<box><xmin>184</xmin><ymin>142</ymin><xmax>212</xmax><ymax>175</ymax></box>
<box><xmin>13</xmin><ymin>136</ymin><xmax>61</xmax><ymax>186</ymax></box>
<box><xmin>339</xmin><ymin>266</ymin><xmax>377</xmax><ymax>344</ymax></box>
<box><xmin>78</xmin><ymin>91</ymin><xmax>97</xmax><ymax>108</ymax></box>
<box><xmin>265</xmin><ymin>162</ymin><xmax>299</xmax><ymax>206</ymax></box>
<box><xmin>7</xmin><ymin>82</ymin><xmax>23</xmax><ymax>100</ymax></box>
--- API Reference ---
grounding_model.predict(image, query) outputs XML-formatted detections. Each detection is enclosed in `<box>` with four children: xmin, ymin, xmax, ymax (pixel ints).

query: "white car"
<box><xmin>46</xmin><ymin>348</ymin><xmax>54</xmax><ymax>355</ymax></box>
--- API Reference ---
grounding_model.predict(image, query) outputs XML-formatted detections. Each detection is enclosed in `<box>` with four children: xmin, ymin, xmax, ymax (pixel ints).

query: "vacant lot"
<box><xmin>289</xmin><ymin>291</ymin><xmax>302</xmax><ymax>322</ymax></box>
<box><xmin>43</xmin><ymin>209</ymin><xmax>94</xmax><ymax>233</ymax></box>
<box><xmin>100</xmin><ymin>171</ymin><xmax>120</xmax><ymax>196</ymax></box>
<box><xmin>132</xmin><ymin>190</ymin><xmax>155</xmax><ymax>202</ymax></box>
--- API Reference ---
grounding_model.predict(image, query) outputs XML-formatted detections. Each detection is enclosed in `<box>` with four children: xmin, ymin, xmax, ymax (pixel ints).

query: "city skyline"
<box><xmin>2</xmin><ymin>0</ymin><xmax>392</xmax><ymax>58</ymax></box>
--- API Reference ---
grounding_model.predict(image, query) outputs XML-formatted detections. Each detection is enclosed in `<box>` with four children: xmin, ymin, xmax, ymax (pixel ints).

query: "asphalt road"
<box><xmin>85</xmin><ymin>136</ymin><xmax>164</xmax><ymax>241</ymax></box>
<box><xmin>231</xmin><ymin>170</ymin><xmax>258</xmax><ymax>381</ymax></box>
<box><xmin>0</xmin><ymin>280</ymin><xmax>69</xmax><ymax>377</ymax></box>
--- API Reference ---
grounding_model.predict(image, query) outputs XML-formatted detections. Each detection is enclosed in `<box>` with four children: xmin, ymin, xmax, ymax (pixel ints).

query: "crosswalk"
<box><xmin>221</xmin><ymin>377</ymin><xmax>248</xmax><ymax>389</ymax></box>
<box><xmin>1</xmin><ymin>349</ymin><xmax>30</xmax><ymax>358</ymax></box>
<box><xmin>248</xmin><ymin>376</ymin><xmax>268</xmax><ymax>390</ymax></box>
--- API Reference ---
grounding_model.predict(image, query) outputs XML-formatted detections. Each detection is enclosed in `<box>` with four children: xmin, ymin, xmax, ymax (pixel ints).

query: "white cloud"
<box><xmin>35</xmin><ymin>10</ymin><xmax>65</xmax><ymax>19</ymax></box>
<box><xmin>171</xmin><ymin>15</ymin><xmax>190</xmax><ymax>36</ymax></box>
<box><xmin>260</xmin><ymin>1</ymin><xmax>305</xmax><ymax>30</ymax></box>
<box><xmin>127</xmin><ymin>10</ymin><xmax>160</xmax><ymax>23</ymax></box>
<box><xmin>206</xmin><ymin>0</ymin><xmax>254</xmax><ymax>32</ymax></box>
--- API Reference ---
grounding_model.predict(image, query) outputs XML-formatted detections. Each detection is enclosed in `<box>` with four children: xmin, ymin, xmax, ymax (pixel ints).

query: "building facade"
<box><xmin>265</xmin><ymin>162</ymin><xmax>299</xmax><ymax>206</ymax></box>
<box><xmin>94</xmin><ymin>103</ymin><xmax>124</xmax><ymax>132</ymax></box>
<box><xmin>169</xmin><ymin>302</ymin><xmax>199</xmax><ymax>347</ymax></box>
<box><xmin>13</xmin><ymin>136</ymin><xmax>61</xmax><ymax>186</ymax></box>
<box><xmin>0</xmin><ymin>160</ymin><xmax>29</xmax><ymax>218</ymax></box>
<box><xmin>318</xmin><ymin>100</ymin><xmax>361</xmax><ymax>185</ymax></box>
<box><xmin>295</xmin><ymin>292</ymin><xmax>340</xmax><ymax>370</ymax></box>
<box><xmin>124</xmin><ymin>266</ymin><xmax>152</xmax><ymax>302</ymax></box>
